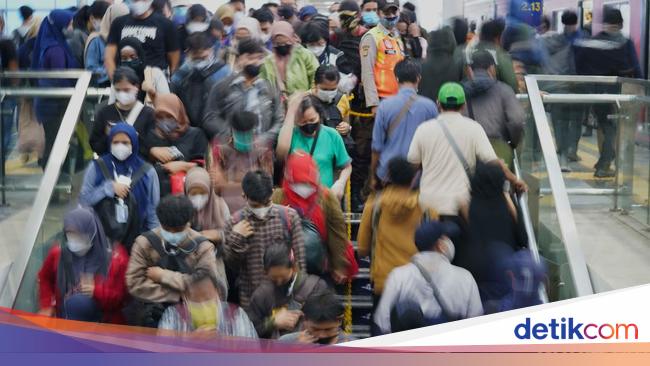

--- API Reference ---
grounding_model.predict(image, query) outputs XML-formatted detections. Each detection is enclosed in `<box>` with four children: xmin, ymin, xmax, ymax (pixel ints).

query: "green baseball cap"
<box><xmin>438</xmin><ymin>82</ymin><xmax>466</xmax><ymax>106</ymax></box>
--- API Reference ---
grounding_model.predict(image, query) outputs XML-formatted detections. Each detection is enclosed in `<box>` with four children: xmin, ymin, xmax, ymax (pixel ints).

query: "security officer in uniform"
<box><xmin>353</xmin><ymin>0</ymin><xmax>404</xmax><ymax>211</ymax></box>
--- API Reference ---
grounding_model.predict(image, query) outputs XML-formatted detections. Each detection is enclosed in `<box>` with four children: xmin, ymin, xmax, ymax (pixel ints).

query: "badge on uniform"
<box><xmin>383</xmin><ymin>39</ymin><xmax>394</xmax><ymax>49</ymax></box>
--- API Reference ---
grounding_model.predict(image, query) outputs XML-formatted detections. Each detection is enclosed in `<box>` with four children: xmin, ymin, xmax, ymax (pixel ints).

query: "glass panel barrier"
<box><xmin>526</xmin><ymin>75</ymin><xmax>650</xmax><ymax>294</ymax></box>
<box><xmin>0</xmin><ymin>70</ymin><xmax>92</xmax><ymax>308</ymax></box>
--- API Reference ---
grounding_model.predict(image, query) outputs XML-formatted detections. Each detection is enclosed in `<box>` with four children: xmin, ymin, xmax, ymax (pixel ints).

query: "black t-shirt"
<box><xmin>107</xmin><ymin>13</ymin><xmax>180</xmax><ymax>70</ymax></box>
<box><xmin>90</xmin><ymin>103</ymin><xmax>157</xmax><ymax>156</ymax></box>
<box><xmin>142</xmin><ymin>126</ymin><xmax>208</xmax><ymax>163</ymax></box>
<box><xmin>0</xmin><ymin>39</ymin><xmax>17</xmax><ymax>70</ymax></box>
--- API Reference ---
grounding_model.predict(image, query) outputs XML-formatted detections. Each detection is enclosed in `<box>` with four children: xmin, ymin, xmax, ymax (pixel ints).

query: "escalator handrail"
<box><xmin>0</xmin><ymin>71</ymin><xmax>93</xmax><ymax>308</ymax></box>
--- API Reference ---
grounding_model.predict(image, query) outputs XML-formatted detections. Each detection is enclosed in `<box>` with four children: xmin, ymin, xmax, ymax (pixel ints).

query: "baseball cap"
<box><xmin>382</xmin><ymin>0</ymin><xmax>400</xmax><ymax>12</ymax></box>
<box><xmin>438</xmin><ymin>82</ymin><xmax>466</xmax><ymax>106</ymax></box>
<box><xmin>414</xmin><ymin>220</ymin><xmax>460</xmax><ymax>252</ymax></box>
<box><xmin>298</xmin><ymin>5</ymin><xmax>318</xmax><ymax>20</ymax></box>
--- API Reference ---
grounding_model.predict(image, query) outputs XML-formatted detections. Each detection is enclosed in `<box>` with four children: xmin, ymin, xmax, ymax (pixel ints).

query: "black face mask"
<box><xmin>316</xmin><ymin>335</ymin><xmax>337</xmax><ymax>345</ymax></box>
<box><xmin>299</xmin><ymin>122</ymin><xmax>319</xmax><ymax>135</ymax></box>
<box><xmin>121</xmin><ymin>59</ymin><xmax>144</xmax><ymax>74</ymax></box>
<box><xmin>243</xmin><ymin>63</ymin><xmax>261</xmax><ymax>78</ymax></box>
<box><xmin>274</xmin><ymin>44</ymin><xmax>292</xmax><ymax>56</ymax></box>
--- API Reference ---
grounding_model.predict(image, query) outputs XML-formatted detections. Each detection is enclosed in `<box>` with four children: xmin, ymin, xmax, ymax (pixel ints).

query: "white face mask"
<box><xmin>224</xmin><ymin>25</ymin><xmax>233</xmax><ymax>34</ymax></box>
<box><xmin>190</xmin><ymin>194</ymin><xmax>209</xmax><ymax>210</ymax></box>
<box><xmin>316</xmin><ymin>88</ymin><xmax>338</xmax><ymax>104</ymax></box>
<box><xmin>439</xmin><ymin>237</ymin><xmax>456</xmax><ymax>262</ymax></box>
<box><xmin>250</xmin><ymin>205</ymin><xmax>272</xmax><ymax>219</ymax></box>
<box><xmin>92</xmin><ymin>18</ymin><xmax>102</xmax><ymax>32</ymax></box>
<box><xmin>191</xmin><ymin>55</ymin><xmax>214</xmax><ymax>70</ymax></box>
<box><xmin>66</xmin><ymin>233</ymin><xmax>94</xmax><ymax>257</ymax></box>
<box><xmin>115</xmin><ymin>90</ymin><xmax>137</xmax><ymax>106</ymax></box>
<box><xmin>111</xmin><ymin>143</ymin><xmax>133</xmax><ymax>161</ymax></box>
<box><xmin>261</xmin><ymin>32</ymin><xmax>271</xmax><ymax>43</ymax></box>
<box><xmin>308</xmin><ymin>45</ymin><xmax>326</xmax><ymax>57</ymax></box>
<box><xmin>186</xmin><ymin>21</ymin><xmax>209</xmax><ymax>34</ymax></box>
<box><xmin>290</xmin><ymin>183</ymin><xmax>317</xmax><ymax>199</ymax></box>
<box><xmin>128</xmin><ymin>0</ymin><xmax>153</xmax><ymax>17</ymax></box>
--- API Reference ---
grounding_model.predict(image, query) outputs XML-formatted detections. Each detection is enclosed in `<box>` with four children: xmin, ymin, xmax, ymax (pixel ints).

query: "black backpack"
<box><xmin>123</xmin><ymin>231</ymin><xmax>208</xmax><ymax>327</ymax></box>
<box><xmin>93</xmin><ymin>159</ymin><xmax>151</xmax><ymax>252</ymax></box>
<box><xmin>176</xmin><ymin>61</ymin><xmax>226</xmax><ymax>128</ymax></box>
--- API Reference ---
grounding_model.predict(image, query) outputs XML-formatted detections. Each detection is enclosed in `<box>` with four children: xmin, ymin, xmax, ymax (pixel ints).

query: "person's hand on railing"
<box><xmin>513</xmin><ymin>178</ymin><xmax>528</xmax><ymax>194</ymax></box>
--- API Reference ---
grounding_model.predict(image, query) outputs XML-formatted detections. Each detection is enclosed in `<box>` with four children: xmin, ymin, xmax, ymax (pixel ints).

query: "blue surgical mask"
<box><xmin>161</xmin><ymin>228</ymin><xmax>187</xmax><ymax>246</ymax></box>
<box><xmin>381</xmin><ymin>16</ymin><xmax>399</xmax><ymax>29</ymax></box>
<box><xmin>362</xmin><ymin>11</ymin><xmax>380</xmax><ymax>27</ymax></box>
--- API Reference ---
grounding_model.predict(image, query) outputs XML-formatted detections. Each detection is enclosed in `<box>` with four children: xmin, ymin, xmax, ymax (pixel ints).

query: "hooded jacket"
<box><xmin>462</xmin><ymin>70</ymin><xmax>525</xmax><ymax>147</ymax></box>
<box><xmin>357</xmin><ymin>186</ymin><xmax>437</xmax><ymax>294</ymax></box>
<box><xmin>419</xmin><ymin>27</ymin><xmax>464</xmax><ymax>103</ymax></box>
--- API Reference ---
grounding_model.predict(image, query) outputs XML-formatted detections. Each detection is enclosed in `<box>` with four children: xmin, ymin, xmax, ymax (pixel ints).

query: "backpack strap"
<box><xmin>437</xmin><ymin>120</ymin><xmax>472</xmax><ymax>180</ymax></box>
<box><xmin>125</xmin><ymin>101</ymin><xmax>145</xmax><ymax>126</ymax></box>
<box><xmin>292</xmin><ymin>275</ymin><xmax>321</xmax><ymax>304</ymax></box>
<box><xmin>411</xmin><ymin>258</ymin><xmax>458</xmax><ymax>321</ymax></box>
<box><xmin>386</xmin><ymin>94</ymin><xmax>417</xmax><ymax>140</ymax></box>
<box><xmin>130</xmin><ymin>163</ymin><xmax>152</xmax><ymax>186</ymax></box>
<box><xmin>142</xmin><ymin>231</ymin><xmax>165</xmax><ymax>259</ymax></box>
<box><xmin>277</xmin><ymin>205</ymin><xmax>293</xmax><ymax>247</ymax></box>
<box><xmin>95</xmin><ymin>159</ymin><xmax>112</xmax><ymax>181</ymax></box>
<box><xmin>370</xmin><ymin>192</ymin><xmax>382</xmax><ymax>263</ymax></box>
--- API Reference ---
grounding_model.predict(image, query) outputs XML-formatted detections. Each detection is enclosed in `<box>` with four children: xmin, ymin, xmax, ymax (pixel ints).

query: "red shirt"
<box><xmin>38</xmin><ymin>243</ymin><xmax>130</xmax><ymax>324</ymax></box>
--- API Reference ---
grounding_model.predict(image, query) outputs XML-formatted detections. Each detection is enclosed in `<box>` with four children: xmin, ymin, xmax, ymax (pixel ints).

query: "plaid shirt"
<box><xmin>224</xmin><ymin>204</ymin><xmax>305</xmax><ymax>308</ymax></box>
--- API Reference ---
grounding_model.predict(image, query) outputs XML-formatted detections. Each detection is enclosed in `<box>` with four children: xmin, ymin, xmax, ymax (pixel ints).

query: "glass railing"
<box><xmin>522</xmin><ymin>75</ymin><xmax>650</xmax><ymax>296</ymax></box>
<box><xmin>0</xmin><ymin>70</ymin><xmax>92</xmax><ymax>309</ymax></box>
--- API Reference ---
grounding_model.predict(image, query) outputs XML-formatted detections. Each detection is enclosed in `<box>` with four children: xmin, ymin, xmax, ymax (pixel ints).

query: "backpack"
<box><xmin>93</xmin><ymin>159</ymin><xmax>151</xmax><ymax>252</ymax></box>
<box><xmin>123</xmin><ymin>231</ymin><xmax>208</xmax><ymax>327</ymax></box>
<box><xmin>177</xmin><ymin>61</ymin><xmax>227</xmax><ymax>128</ymax></box>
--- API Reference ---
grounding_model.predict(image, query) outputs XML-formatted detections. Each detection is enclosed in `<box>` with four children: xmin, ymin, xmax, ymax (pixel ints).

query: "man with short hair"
<box><xmin>252</xmin><ymin>7</ymin><xmax>274</xmax><ymax>49</ymax></box>
<box><xmin>105</xmin><ymin>0</ymin><xmax>181</xmax><ymax>78</ymax></box>
<box><xmin>370</xmin><ymin>58</ymin><xmax>437</xmax><ymax>188</ymax></box>
<box><xmin>472</xmin><ymin>19</ymin><xmax>518</xmax><ymax>92</ymax></box>
<box><xmin>126</xmin><ymin>195</ymin><xmax>222</xmax><ymax>327</ymax></box>
<box><xmin>247</xmin><ymin>243</ymin><xmax>331</xmax><ymax>339</ymax></box>
<box><xmin>223</xmin><ymin>170</ymin><xmax>306</xmax><ymax>309</ymax></box>
<box><xmin>203</xmin><ymin>39</ymin><xmax>283</xmax><ymax>143</ymax></box>
<box><xmin>170</xmin><ymin>32</ymin><xmax>231</xmax><ymax>129</ymax></box>
<box><xmin>407</xmin><ymin>82</ymin><xmax>526</xmax><ymax>268</ymax></box>
<box><xmin>278</xmin><ymin>292</ymin><xmax>355</xmax><ymax>344</ymax></box>
<box><xmin>463</xmin><ymin>50</ymin><xmax>525</xmax><ymax>168</ymax></box>
<box><xmin>374</xmin><ymin>220</ymin><xmax>483</xmax><ymax>334</ymax></box>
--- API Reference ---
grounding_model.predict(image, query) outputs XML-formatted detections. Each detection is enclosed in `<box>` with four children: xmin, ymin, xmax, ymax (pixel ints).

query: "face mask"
<box><xmin>261</xmin><ymin>33</ymin><xmax>272</xmax><ymax>43</ymax></box>
<box><xmin>161</xmin><ymin>228</ymin><xmax>187</xmax><ymax>246</ymax></box>
<box><xmin>250</xmin><ymin>205</ymin><xmax>272</xmax><ymax>220</ymax></box>
<box><xmin>128</xmin><ymin>0</ymin><xmax>153</xmax><ymax>17</ymax></box>
<box><xmin>115</xmin><ymin>90</ymin><xmax>137</xmax><ymax>106</ymax></box>
<box><xmin>243</xmin><ymin>63</ymin><xmax>262</xmax><ymax>78</ymax></box>
<box><xmin>308</xmin><ymin>45</ymin><xmax>326</xmax><ymax>57</ymax></box>
<box><xmin>381</xmin><ymin>16</ymin><xmax>399</xmax><ymax>29</ymax></box>
<box><xmin>121</xmin><ymin>59</ymin><xmax>144</xmax><ymax>73</ymax></box>
<box><xmin>317</xmin><ymin>335</ymin><xmax>338</xmax><ymax>345</ymax></box>
<box><xmin>439</xmin><ymin>237</ymin><xmax>456</xmax><ymax>262</ymax></box>
<box><xmin>274</xmin><ymin>44</ymin><xmax>292</xmax><ymax>56</ymax></box>
<box><xmin>233</xmin><ymin>129</ymin><xmax>254</xmax><ymax>152</ymax></box>
<box><xmin>362</xmin><ymin>11</ymin><xmax>380</xmax><ymax>27</ymax></box>
<box><xmin>187</xmin><ymin>299</ymin><xmax>218</xmax><ymax>330</ymax></box>
<box><xmin>63</xmin><ymin>28</ymin><xmax>74</xmax><ymax>38</ymax></box>
<box><xmin>192</xmin><ymin>55</ymin><xmax>214</xmax><ymax>71</ymax></box>
<box><xmin>158</xmin><ymin>119</ymin><xmax>179</xmax><ymax>134</ymax></box>
<box><xmin>224</xmin><ymin>25</ymin><xmax>233</xmax><ymax>34</ymax></box>
<box><xmin>186</xmin><ymin>21</ymin><xmax>209</xmax><ymax>34</ymax></box>
<box><xmin>299</xmin><ymin>122</ymin><xmax>320</xmax><ymax>136</ymax></box>
<box><xmin>92</xmin><ymin>19</ymin><xmax>102</xmax><ymax>32</ymax></box>
<box><xmin>316</xmin><ymin>88</ymin><xmax>338</xmax><ymax>104</ymax></box>
<box><xmin>66</xmin><ymin>233</ymin><xmax>94</xmax><ymax>257</ymax></box>
<box><xmin>290</xmin><ymin>183</ymin><xmax>317</xmax><ymax>199</ymax></box>
<box><xmin>111</xmin><ymin>143</ymin><xmax>133</xmax><ymax>161</ymax></box>
<box><xmin>190</xmin><ymin>194</ymin><xmax>209</xmax><ymax>210</ymax></box>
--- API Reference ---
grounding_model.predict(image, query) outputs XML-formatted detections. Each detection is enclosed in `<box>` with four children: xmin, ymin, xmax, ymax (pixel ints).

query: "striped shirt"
<box><xmin>224</xmin><ymin>204</ymin><xmax>306</xmax><ymax>308</ymax></box>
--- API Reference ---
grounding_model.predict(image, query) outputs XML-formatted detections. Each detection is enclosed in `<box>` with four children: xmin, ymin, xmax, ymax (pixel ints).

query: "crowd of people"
<box><xmin>0</xmin><ymin>0</ymin><xmax>643</xmax><ymax>344</ymax></box>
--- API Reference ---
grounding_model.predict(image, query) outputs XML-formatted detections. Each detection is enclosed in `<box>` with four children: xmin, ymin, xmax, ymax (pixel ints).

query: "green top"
<box><xmin>289</xmin><ymin>125</ymin><xmax>351</xmax><ymax>187</ymax></box>
<box><xmin>474</xmin><ymin>41</ymin><xmax>519</xmax><ymax>93</ymax></box>
<box><xmin>260</xmin><ymin>46</ymin><xmax>320</xmax><ymax>96</ymax></box>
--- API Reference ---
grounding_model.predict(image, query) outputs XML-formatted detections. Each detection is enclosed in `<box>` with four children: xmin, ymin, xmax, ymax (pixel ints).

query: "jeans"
<box><xmin>592</xmin><ymin>104</ymin><xmax>616</xmax><ymax>170</ymax></box>
<box><xmin>551</xmin><ymin>104</ymin><xmax>583</xmax><ymax>156</ymax></box>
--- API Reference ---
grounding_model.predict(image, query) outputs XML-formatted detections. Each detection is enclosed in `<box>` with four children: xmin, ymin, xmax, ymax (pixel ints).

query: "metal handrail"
<box><xmin>0</xmin><ymin>71</ymin><xmax>93</xmax><ymax>308</ymax></box>
<box><xmin>524</xmin><ymin>75</ymin><xmax>594</xmax><ymax>297</ymax></box>
<box><xmin>0</xmin><ymin>70</ymin><xmax>91</xmax><ymax>79</ymax></box>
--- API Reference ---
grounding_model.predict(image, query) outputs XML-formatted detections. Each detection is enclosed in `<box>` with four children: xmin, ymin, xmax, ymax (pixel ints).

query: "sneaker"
<box><xmin>559</xmin><ymin>155</ymin><xmax>572</xmax><ymax>173</ymax></box>
<box><xmin>567</xmin><ymin>152</ymin><xmax>581</xmax><ymax>162</ymax></box>
<box><xmin>594</xmin><ymin>168</ymin><xmax>615</xmax><ymax>178</ymax></box>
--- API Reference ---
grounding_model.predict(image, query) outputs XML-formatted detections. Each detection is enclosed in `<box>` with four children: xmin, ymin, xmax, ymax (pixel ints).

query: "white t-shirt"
<box><xmin>407</xmin><ymin>112</ymin><xmax>498</xmax><ymax>215</ymax></box>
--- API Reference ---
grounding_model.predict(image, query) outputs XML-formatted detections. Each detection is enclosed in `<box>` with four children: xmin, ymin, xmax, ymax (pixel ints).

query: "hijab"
<box><xmin>271</xmin><ymin>21</ymin><xmax>296</xmax><ymax>83</ymax></box>
<box><xmin>94</xmin><ymin>123</ymin><xmax>151</xmax><ymax>219</ymax></box>
<box><xmin>282</xmin><ymin>152</ymin><xmax>326</xmax><ymax>240</ymax></box>
<box><xmin>185</xmin><ymin>167</ymin><xmax>228</xmax><ymax>232</ymax></box>
<box><xmin>31</xmin><ymin>9</ymin><xmax>79</xmax><ymax>70</ymax></box>
<box><xmin>153</xmin><ymin>93</ymin><xmax>191</xmax><ymax>136</ymax></box>
<box><xmin>117</xmin><ymin>37</ymin><xmax>147</xmax><ymax>84</ymax></box>
<box><xmin>236</xmin><ymin>17</ymin><xmax>262</xmax><ymax>42</ymax></box>
<box><xmin>57</xmin><ymin>207</ymin><xmax>110</xmax><ymax>298</ymax></box>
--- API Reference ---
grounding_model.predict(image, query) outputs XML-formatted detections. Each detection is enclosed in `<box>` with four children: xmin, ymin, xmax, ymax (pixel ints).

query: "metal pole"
<box><xmin>0</xmin><ymin>93</ymin><xmax>6</xmax><ymax>206</ymax></box>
